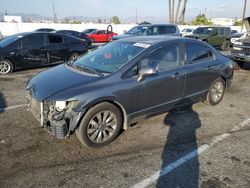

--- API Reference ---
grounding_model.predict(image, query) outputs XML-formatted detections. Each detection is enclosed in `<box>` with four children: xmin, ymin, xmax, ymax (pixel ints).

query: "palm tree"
<box><xmin>241</xmin><ymin>0</ymin><xmax>248</xmax><ymax>31</ymax></box>
<box><xmin>172</xmin><ymin>0</ymin><xmax>175</xmax><ymax>23</ymax></box>
<box><xmin>179</xmin><ymin>0</ymin><xmax>188</xmax><ymax>24</ymax></box>
<box><xmin>175</xmin><ymin>0</ymin><xmax>182</xmax><ymax>24</ymax></box>
<box><xmin>168</xmin><ymin>0</ymin><xmax>172</xmax><ymax>23</ymax></box>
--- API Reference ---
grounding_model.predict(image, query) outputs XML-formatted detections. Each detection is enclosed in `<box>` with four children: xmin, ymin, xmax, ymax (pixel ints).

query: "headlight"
<box><xmin>55</xmin><ymin>101</ymin><xmax>67</xmax><ymax>111</ymax></box>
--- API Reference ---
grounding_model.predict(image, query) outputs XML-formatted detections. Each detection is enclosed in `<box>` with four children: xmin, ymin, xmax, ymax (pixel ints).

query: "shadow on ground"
<box><xmin>0</xmin><ymin>92</ymin><xmax>6</xmax><ymax>112</ymax></box>
<box><xmin>157</xmin><ymin>107</ymin><xmax>201</xmax><ymax>188</ymax></box>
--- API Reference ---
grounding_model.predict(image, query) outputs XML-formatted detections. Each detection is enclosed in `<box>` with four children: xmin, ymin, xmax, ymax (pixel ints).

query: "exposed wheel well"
<box><xmin>77</xmin><ymin>100</ymin><xmax>128</xmax><ymax>131</ymax></box>
<box><xmin>220</xmin><ymin>76</ymin><xmax>227</xmax><ymax>87</ymax></box>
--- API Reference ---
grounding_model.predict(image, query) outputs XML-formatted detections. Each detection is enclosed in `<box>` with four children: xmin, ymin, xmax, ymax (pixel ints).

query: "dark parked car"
<box><xmin>82</xmin><ymin>28</ymin><xmax>98</xmax><ymax>34</ymax></box>
<box><xmin>0</xmin><ymin>32</ymin><xmax>88</xmax><ymax>74</ymax></box>
<box><xmin>185</xmin><ymin>26</ymin><xmax>231</xmax><ymax>51</ymax></box>
<box><xmin>55</xmin><ymin>30</ymin><xmax>92</xmax><ymax>46</ymax></box>
<box><xmin>113</xmin><ymin>24</ymin><xmax>180</xmax><ymax>41</ymax></box>
<box><xmin>26</xmin><ymin>36</ymin><xmax>234</xmax><ymax>147</ymax></box>
<box><xmin>35</xmin><ymin>28</ymin><xmax>55</xmax><ymax>32</ymax></box>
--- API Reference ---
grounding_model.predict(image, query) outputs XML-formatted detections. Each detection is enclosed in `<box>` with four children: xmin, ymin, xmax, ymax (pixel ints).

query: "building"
<box><xmin>211</xmin><ymin>18</ymin><xmax>234</xmax><ymax>26</ymax></box>
<box><xmin>4</xmin><ymin>15</ymin><xmax>23</xmax><ymax>23</ymax></box>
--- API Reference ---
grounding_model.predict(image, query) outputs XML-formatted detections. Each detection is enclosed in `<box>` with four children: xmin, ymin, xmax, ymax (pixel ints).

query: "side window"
<box><xmin>125</xmin><ymin>64</ymin><xmax>139</xmax><ymax>78</ymax></box>
<box><xmin>140</xmin><ymin>44</ymin><xmax>180</xmax><ymax>71</ymax></box>
<box><xmin>22</xmin><ymin>34</ymin><xmax>44</xmax><ymax>49</ymax></box>
<box><xmin>158</xmin><ymin>26</ymin><xmax>168</xmax><ymax>34</ymax></box>
<box><xmin>48</xmin><ymin>35</ymin><xmax>63</xmax><ymax>44</ymax></box>
<box><xmin>212</xmin><ymin>28</ymin><xmax>219</xmax><ymax>35</ymax></box>
<box><xmin>146</xmin><ymin>27</ymin><xmax>158</xmax><ymax>35</ymax></box>
<box><xmin>220</xmin><ymin>28</ymin><xmax>225</xmax><ymax>35</ymax></box>
<box><xmin>185</xmin><ymin>43</ymin><xmax>214</xmax><ymax>64</ymax></box>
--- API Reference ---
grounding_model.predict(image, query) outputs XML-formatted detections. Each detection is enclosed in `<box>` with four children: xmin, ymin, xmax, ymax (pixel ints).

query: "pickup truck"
<box><xmin>231</xmin><ymin>17</ymin><xmax>250</xmax><ymax>66</ymax></box>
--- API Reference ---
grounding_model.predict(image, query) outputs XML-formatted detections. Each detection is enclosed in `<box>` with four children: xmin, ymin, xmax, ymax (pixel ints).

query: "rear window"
<box><xmin>48</xmin><ymin>35</ymin><xmax>63</xmax><ymax>44</ymax></box>
<box><xmin>185</xmin><ymin>43</ymin><xmax>214</xmax><ymax>63</ymax></box>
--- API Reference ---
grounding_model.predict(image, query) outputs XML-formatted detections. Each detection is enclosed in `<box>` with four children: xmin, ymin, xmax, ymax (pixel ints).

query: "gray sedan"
<box><xmin>26</xmin><ymin>36</ymin><xmax>234</xmax><ymax>147</ymax></box>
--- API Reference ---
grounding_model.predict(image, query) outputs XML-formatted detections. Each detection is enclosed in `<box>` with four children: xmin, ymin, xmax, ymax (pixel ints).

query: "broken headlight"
<box><xmin>55</xmin><ymin>101</ymin><xmax>67</xmax><ymax>111</ymax></box>
<box><xmin>54</xmin><ymin>100</ymin><xmax>79</xmax><ymax>112</ymax></box>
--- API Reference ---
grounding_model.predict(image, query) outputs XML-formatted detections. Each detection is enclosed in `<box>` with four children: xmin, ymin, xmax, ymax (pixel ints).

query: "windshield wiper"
<box><xmin>75</xmin><ymin>65</ymin><xmax>104</xmax><ymax>77</ymax></box>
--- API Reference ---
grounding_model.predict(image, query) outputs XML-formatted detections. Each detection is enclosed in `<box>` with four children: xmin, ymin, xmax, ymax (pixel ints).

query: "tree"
<box><xmin>241</xmin><ymin>0</ymin><xmax>248</xmax><ymax>31</ymax></box>
<box><xmin>192</xmin><ymin>14</ymin><xmax>212</xmax><ymax>25</ymax></box>
<box><xmin>111</xmin><ymin>16</ymin><xmax>121</xmax><ymax>24</ymax></box>
<box><xmin>234</xmin><ymin>20</ymin><xmax>243</xmax><ymax>26</ymax></box>
<box><xmin>168</xmin><ymin>0</ymin><xmax>188</xmax><ymax>24</ymax></box>
<box><xmin>175</xmin><ymin>0</ymin><xmax>182</xmax><ymax>24</ymax></box>
<box><xmin>179</xmin><ymin>0</ymin><xmax>188</xmax><ymax>24</ymax></box>
<box><xmin>168</xmin><ymin>0</ymin><xmax>172</xmax><ymax>23</ymax></box>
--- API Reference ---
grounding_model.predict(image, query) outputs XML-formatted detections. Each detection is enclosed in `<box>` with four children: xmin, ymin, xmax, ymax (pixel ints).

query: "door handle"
<box><xmin>171</xmin><ymin>72</ymin><xmax>185</xmax><ymax>79</ymax></box>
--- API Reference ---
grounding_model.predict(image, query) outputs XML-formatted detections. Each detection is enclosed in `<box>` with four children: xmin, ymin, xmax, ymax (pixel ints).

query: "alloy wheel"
<box><xmin>87</xmin><ymin>111</ymin><xmax>118</xmax><ymax>143</ymax></box>
<box><xmin>211</xmin><ymin>81</ymin><xmax>224</xmax><ymax>103</ymax></box>
<box><xmin>0</xmin><ymin>60</ymin><xmax>11</xmax><ymax>74</ymax></box>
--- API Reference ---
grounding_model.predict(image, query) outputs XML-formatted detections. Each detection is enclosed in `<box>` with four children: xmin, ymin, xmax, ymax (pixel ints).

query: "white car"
<box><xmin>181</xmin><ymin>28</ymin><xmax>195</xmax><ymax>37</ymax></box>
<box><xmin>0</xmin><ymin>31</ymin><xmax>3</xmax><ymax>40</ymax></box>
<box><xmin>230</xmin><ymin>33</ymin><xmax>245</xmax><ymax>46</ymax></box>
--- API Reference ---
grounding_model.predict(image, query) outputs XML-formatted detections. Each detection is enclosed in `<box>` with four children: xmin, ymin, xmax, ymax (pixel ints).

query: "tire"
<box><xmin>204</xmin><ymin>78</ymin><xmax>226</xmax><ymax>106</ymax></box>
<box><xmin>237</xmin><ymin>60</ymin><xmax>245</xmax><ymax>68</ymax></box>
<box><xmin>68</xmin><ymin>52</ymin><xmax>79</xmax><ymax>62</ymax></box>
<box><xmin>0</xmin><ymin>59</ymin><xmax>14</xmax><ymax>74</ymax></box>
<box><xmin>221</xmin><ymin>40</ymin><xmax>230</xmax><ymax>51</ymax></box>
<box><xmin>76</xmin><ymin>102</ymin><xmax>123</xmax><ymax>147</ymax></box>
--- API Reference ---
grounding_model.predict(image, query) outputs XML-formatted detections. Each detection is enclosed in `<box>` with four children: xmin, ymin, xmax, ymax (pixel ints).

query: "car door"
<box><xmin>45</xmin><ymin>34</ymin><xmax>68</xmax><ymax>64</ymax></box>
<box><xmin>95</xmin><ymin>30</ymin><xmax>104</xmax><ymax>42</ymax></box>
<box><xmin>183</xmin><ymin>42</ymin><xmax>219</xmax><ymax>98</ymax></box>
<box><xmin>208</xmin><ymin>28</ymin><xmax>221</xmax><ymax>46</ymax></box>
<box><xmin>17</xmin><ymin>33</ymin><xmax>48</xmax><ymax>68</ymax></box>
<box><xmin>123</xmin><ymin>43</ymin><xmax>185</xmax><ymax>116</ymax></box>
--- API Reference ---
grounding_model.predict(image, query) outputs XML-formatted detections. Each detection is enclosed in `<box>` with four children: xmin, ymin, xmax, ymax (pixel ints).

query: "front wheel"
<box><xmin>76</xmin><ymin>102</ymin><xmax>122</xmax><ymax>147</ymax></box>
<box><xmin>0</xmin><ymin>59</ymin><xmax>14</xmax><ymax>74</ymax></box>
<box><xmin>221</xmin><ymin>40</ymin><xmax>230</xmax><ymax>51</ymax></box>
<box><xmin>204</xmin><ymin>78</ymin><xmax>226</xmax><ymax>106</ymax></box>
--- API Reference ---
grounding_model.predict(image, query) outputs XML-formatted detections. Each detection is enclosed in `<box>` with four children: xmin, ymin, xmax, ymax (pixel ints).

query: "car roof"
<box><xmin>135</xmin><ymin>24</ymin><xmax>177</xmax><ymax>27</ymax></box>
<box><xmin>118</xmin><ymin>35</ymin><xmax>197</xmax><ymax>45</ymax></box>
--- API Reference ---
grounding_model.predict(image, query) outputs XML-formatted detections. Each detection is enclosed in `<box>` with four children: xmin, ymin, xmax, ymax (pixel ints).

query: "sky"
<box><xmin>0</xmin><ymin>0</ymin><xmax>250</xmax><ymax>21</ymax></box>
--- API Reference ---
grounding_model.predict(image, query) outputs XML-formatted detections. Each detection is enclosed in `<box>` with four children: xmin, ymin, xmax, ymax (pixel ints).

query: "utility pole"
<box><xmin>52</xmin><ymin>2</ymin><xmax>57</xmax><ymax>23</ymax></box>
<box><xmin>135</xmin><ymin>8</ymin><xmax>138</xmax><ymax>24</ymax></box>
<box><xmin>241</xmin><ymin>0</ymin><xmax>247</xmax><ymax>32</ymax></box>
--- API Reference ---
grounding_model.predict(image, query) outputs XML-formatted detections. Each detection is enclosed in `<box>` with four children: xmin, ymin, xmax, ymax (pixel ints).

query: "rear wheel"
<box><xmin>76</xmin><ymin>102</ymin><xmax>123</xmax><ymax>147</ymax></box>
<box><xmin>204</xmin><ymin>78</ymin><xmax>226</xmax><ymax>106</ymax></box>
<box><xmin>0</xmin><ymin>59</ymin><xmax>14</xmax><ymax>74</ymax></box>
<box><xmin>69</xmin><ymin>52</ymin><xmax>79</xmax><ymax>62</ymax></box>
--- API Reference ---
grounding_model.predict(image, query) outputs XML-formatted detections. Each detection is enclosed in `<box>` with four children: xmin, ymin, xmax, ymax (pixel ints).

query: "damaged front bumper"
<box><xmin>27</xmin><ymin>96</ymin><xmax>85</xmax><ymax>139</ymax></box>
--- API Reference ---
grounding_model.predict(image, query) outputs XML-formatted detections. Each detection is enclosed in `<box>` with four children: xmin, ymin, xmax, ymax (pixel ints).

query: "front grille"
<box><xmin>243</xmin><ymin>42</ymin><xmax>250</xmax><ymax>46</ymax></box>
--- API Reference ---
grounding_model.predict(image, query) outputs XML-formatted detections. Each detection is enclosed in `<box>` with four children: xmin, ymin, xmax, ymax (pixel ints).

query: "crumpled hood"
<box><xmin>26</xmin><ymin>64</ymin><xmax>101</xmax><ymax>101</ymax></box>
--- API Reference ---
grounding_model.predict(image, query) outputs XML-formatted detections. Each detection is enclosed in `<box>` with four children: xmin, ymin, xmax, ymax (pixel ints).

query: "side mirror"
<box><xmin>123</xmin><ymin>30</ymin><xmax>127</xmax><ymax>34</ymax></box>
<box><xmin>138</xmin><ymin>67</ymin><xmax>156</xmax><ymax>82</ymax></box>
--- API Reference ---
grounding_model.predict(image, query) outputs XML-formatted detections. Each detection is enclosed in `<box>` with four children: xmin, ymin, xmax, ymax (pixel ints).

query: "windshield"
<box><xmin>182</xmin><ymin>28</ymin><xmax>192</xmax><ymax>32</ymax></box>
<box><xmin>0</xmin><ymin>34</ymin><xmax>22</xmax><ymax>48</ymax></box>
<box><xmin>193</xmin><ymin>27</ymin><xmax>212</xmax><ymax>34</ymax></box>
<box><xmin>126</xmin><ymin>26</ymin><xmax>150</xmax><ymax>35</ymax></box>
<box><xmin>72</xmin><ymin>41</ymin><xmax>146</xmax><ymax>74</ymax></box>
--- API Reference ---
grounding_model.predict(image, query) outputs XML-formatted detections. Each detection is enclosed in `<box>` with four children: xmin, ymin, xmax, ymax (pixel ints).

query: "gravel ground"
<box><xmin>0</xmin><ymin>57</ymin><xmax>249</xmax><ymax>188</ymax></box>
